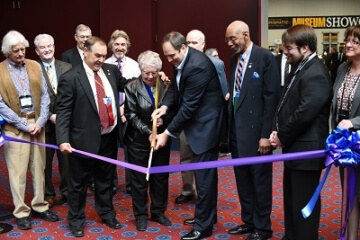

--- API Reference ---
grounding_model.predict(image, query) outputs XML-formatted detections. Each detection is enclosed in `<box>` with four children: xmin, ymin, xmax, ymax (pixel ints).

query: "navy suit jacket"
<box><xmin>60</xmin><ymin>47</ymin><xmax>82</xmax><ymax>67</ymax></box>
<box><xmin>56</xmin><ymin>63</ymin><xmax>126</xmax><ymax>154</ymax></box>
<box><xmin>164</xmin><ymin>47</ymin><xmax>224</xmax><ymax>155</ymax></box>
<box><xmin>229</xmin><ymin>44</ymin><xmax>281</xmax><ymax>157</ymax></box>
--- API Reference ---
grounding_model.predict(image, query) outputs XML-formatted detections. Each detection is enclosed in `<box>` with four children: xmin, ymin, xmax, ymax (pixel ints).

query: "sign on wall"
<box><xmin>269</xmin><ymin>16</ymin><xmax>360</xmax><ymax>29</ymax></box>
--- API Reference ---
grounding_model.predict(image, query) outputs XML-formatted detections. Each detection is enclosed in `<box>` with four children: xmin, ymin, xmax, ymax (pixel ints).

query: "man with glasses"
<box><xmin>269</xmin><ymin>24</ymin><xmax>332</xmax><ymax>240</ymax></box>
<box><xmin>225</xmin><ymin>20</ymin><xmax>280</xmax><ymax>240</ymax></box>
<box><xmin>34</xmin><ymin>33</ymin><xmax>72</xmax><ymax>207</ymax></box>
<box><xmin>0</xmin><ymin>30</ymin><xmax>59</xmax><ymax>230</ymax></box>
<box><xmin>61</xmin><ymin>24</ymin><xmax>92</xmax><ymax>67</ymax></box>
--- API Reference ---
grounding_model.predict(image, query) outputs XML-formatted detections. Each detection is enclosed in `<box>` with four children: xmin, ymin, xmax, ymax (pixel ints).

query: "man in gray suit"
<box><xmin>173</xmin><ymin>29</ymin><xmax>229</xmax><ymax>205</ymax></box>
<box><xmin>34</xmin><ymin>33</ymin><xmax>72</xmax><ymax>206</ymax></box>
<box><xmin>225</xmin><ymin>20</ymin><xmax>280</xmax><ymax>240</ymax></box>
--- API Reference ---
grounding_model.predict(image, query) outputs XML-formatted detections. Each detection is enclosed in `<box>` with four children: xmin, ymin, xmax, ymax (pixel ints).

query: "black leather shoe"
<box><xmin>113</xmin><ymin>186</ymin><xmax>117</xmax><ymax>195</ymax></box>
<box><xmin>246</xmin><ymin>231</ymin><xmax>272</xmax><ymax>240</ymax></box>
<box><xmin>151</xmin><ymin>213</ymin><xmax>171</xmax><ymax>226</ymax></box>
<box><xmin>228</xmin><ymin>224</ymin><xmax>254</xmax><ymax>235</ymax></box>
<box><xmin>16</xmin><ymin>216</ymin><xmax>31</xmax><ymax>230</ymax></box>
<box><xmin>175</xmin><ymin>194</ymin><xmax>194</xmax><ymax>204</ymax></box>
<box><xmin>136</xmin><ymin>219</ymin><xmax>147</xmax><ymax>231</ymax></box>
<box><xmin>101</xmin><ymin>218</ymin><xmax>122</xmax><ymax>229</ymax></box>
<box><xmin>181</xmin><ymin>229</ymin><xmax>212</xmax><ymax>240</ymax></box>
<box><xmin>70</xmin><ymin>226</ymin><xmax>84</xmax><ymax>237</ymax></box>
<box><xmin>34</xmin><ymin>210</ymin><xmax>59</xmax><ymax>222</ymax></box>
<box><xmin>184</xmin><ymin>218</ymin><xmax>217</xmax><ymax>226</ymax></box>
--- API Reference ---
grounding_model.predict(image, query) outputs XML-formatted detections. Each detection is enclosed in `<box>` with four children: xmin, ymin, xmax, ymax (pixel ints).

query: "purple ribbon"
<box><xmin>1</xmin><ymin>128</ymin><xmax>357</xmax><ymax>239</ymax></box>
<box><xmin>322</xmin><ymin>127</ymin><xmax>360</xmax><ymax>240</ymax></box>
<box><xmin>0</xmin><ymin>135</ymin><xmax>147</xmax><ymax>174</ymax></box>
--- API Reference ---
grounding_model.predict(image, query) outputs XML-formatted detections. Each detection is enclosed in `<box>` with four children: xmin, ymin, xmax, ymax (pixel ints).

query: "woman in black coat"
<box><xmin>124</xmin><ymin>50</ymin><xmax>173</xmax><ymax>232</ymax></box>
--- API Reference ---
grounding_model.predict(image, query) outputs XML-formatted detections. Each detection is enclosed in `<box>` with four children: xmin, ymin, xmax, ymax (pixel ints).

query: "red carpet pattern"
<box><xmin>0</xmin><ymin>149</ymin><xmax>342</xmax><ymax>239</ymax></box>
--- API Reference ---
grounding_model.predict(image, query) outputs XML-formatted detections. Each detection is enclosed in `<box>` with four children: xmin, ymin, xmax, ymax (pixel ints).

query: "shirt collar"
<box><xmin>176</xmin><ymin>47</ymin><xmax>189</xmax><ymax>71</ymax></box>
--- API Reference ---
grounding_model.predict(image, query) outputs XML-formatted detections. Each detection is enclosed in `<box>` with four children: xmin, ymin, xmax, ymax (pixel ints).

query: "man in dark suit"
<box><xmin>152</xmin><ymin>31</ymin><xmax>224</xmax><ymax>240</ymax></box>
<box><xmin>34</xmin><ymin>33</ymin><xmax>72</xmax><ymax>206</ymax></box>
<box><xmin>56</xmin><ymin>36</ymin><xmax>126</xmax><ymax>237</ymax></box>
<box><xmin>60</xmin><ymin>24</ymin><xmax>92</xmax><ymax>67</ymax></box>
<box><xmin>225</xmin><ymin>20</ymin><xmax>280</xmax><ymax>240</ymax></box>
<box><xmin>173</xmin><ymin>29</ymin><xmax>229</xmax><ymax>206</ymax></box>
<box><xmin>269</xmin><ymin>24</ymin><xmax>332</xmax><ymax>240</ymax></box>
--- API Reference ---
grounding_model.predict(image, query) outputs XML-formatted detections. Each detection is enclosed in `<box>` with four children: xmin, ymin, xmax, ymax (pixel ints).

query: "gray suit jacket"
<box><xmin>208</xmin><ymin>55</ymin><xmax>228</xmax><ymax>98</ymax></box>
<box><xmin>332</xmin><ymin>61</ymin><xmax>360</xmax><ymax>130</ymax></box>
<box><xmin>38</xmin><ymin>59</ymin><xmax>72</xmax><ymax>132</ymax></box>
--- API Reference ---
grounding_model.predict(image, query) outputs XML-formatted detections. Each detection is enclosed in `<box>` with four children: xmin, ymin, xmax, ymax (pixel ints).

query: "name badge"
<box><xmin>103</xmin><ymin>97</ymin><xmax>112</xmax><ymax>105</ymax></box>
<box><xmin>19</xmin><ymin>95</ymin><xmax>33</xmax><ymax>109</ymax></box>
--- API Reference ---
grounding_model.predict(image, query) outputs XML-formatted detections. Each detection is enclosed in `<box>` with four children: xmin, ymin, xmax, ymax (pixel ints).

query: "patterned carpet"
<box><xmin>0</xmin><ymin>148</ymin><xmax>342</xmax><ymax>239</ymax></box>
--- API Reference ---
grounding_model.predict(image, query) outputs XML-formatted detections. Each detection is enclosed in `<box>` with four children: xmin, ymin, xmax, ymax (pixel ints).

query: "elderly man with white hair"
<box><xmin>0</xmin><ymin>30</ymin><xmax>58</xmax><ymax>230</ymax></box>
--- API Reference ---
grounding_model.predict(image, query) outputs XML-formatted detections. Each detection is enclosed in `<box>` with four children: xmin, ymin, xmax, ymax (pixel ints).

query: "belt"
<box><xmin>20</xmin><ymin>111</ymin><xmax>35</xmax><ymax>119</ymax></box>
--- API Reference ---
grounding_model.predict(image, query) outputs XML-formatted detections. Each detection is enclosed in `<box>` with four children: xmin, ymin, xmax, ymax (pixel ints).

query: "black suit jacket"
<box><xmin>229</xmin><ymin>44</ymin><xmax>281</xmax><ymax>157</ymax></box>
<box><xmin>56</xmin><ymin>63</ymin><xmax>126</xmax><ymax>154</ymax></box>
<box><xmin>60</xmin><ymin>47</ymin><xmax>82</xmax><ymax>67</ymax></box>
<box><xmin>276</xmin><ymin>56</ymin><xmax>332</xmax><ymax>170</ymax></box>
<box><xmin>164</xmin><ymin>47</ymin><xmax>224</xmax><ymax>155</ymax></box>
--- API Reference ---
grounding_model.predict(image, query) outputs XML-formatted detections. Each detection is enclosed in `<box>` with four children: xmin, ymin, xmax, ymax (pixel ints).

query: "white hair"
<box><xmin>34</xmin><ymin>33</ymin><xmax>55</xmax><ymax>48</ymax></box>
<box><xmin>1</xmin><ymin>30</ymin><xmax>29</xmax><ymax>57</ymax></box>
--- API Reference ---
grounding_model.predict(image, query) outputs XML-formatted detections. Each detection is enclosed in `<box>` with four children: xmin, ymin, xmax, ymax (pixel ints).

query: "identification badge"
<box><xmin>19</xmin><ymin>95</ymin><xmax>33</xmax><ymax>109</ymax></box>
<box><xmin>103</xmin><ymin>97</ymin><xmax>112</xmax><ymax>105</ymax></box>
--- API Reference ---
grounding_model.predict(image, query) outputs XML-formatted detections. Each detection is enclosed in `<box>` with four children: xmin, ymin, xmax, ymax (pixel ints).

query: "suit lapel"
<box><xmin>38</xmin><ymin>60</ymin><xmax>56</xmax><ymax>95</ymax></box>
<box><xmin>77</xmin><ymin>65</ymin><xmax>98</xmax><ymax>113</ymax></box>
<box><xmin>137</xmin><ymin>78</ymin><xmax>153</xmax><ymax>105</ymax></box>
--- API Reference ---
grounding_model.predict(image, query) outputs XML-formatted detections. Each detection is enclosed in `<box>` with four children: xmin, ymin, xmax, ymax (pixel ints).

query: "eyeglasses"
<box><xmin>11</xmin><ymin>48</ymin><xmax>26</xmax><ymax>54</ymax></box>
<box><xmin>344</xmin><ymin>38</ymin><xmax>360</xmax><ymax>46</ymax></box>
<box><xmin>225</xmin><ymin>36</ymin><xmax>238</xmax><ymax>43</ymax></box>
<box><xmin>142</xmin><ymin>71</ymin><xmax>158</xmax><ymax>77</ymax></box>
<box><xmin>283</xmin><ymin>45</ymin><xmax>299</xmax><ymax>52</ymax></box>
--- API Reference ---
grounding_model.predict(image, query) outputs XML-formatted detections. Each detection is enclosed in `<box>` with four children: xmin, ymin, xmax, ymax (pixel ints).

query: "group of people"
<box><xmin>1</xmin><ymin>19</ymin><xmax>360</xmax><ymax>240</ymax></box>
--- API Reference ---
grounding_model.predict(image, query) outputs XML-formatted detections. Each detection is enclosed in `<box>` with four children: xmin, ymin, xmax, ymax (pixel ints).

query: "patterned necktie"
<box><xmin>116</xmin><ymin>59</ymin><xmax>122</xmax><ymax>72</ymax></box>
<box><xmin>46</xmin><ymin>65</ymin><xmax>56</xmax><ymax>94</ymax></box>
<box><xmin>94</xmin><ymin>72</ymin><xmax>109</xmax><ymax>128</ymax></box>
<box><xmin>234</xmin><ymin>55</ymin><xmax>244</xmax><ymax>112</ymax></box>
<box><xmin>235</xmin><ymin>56</ymin><xmax>244</xmax><ymax>92</ymax></box>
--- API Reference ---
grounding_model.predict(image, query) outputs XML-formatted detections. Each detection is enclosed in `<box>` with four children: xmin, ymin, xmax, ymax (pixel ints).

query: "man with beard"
<box><xmin>269</xmin><ymin>24</ymin><xmax>332</xmax><ymax>240</ymax></box>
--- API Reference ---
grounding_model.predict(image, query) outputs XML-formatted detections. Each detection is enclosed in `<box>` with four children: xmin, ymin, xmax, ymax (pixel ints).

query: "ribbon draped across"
<box><xmin>0</xmin><ymin>125</ymin><xmax>358</xmax><ymax>239</ymax></box>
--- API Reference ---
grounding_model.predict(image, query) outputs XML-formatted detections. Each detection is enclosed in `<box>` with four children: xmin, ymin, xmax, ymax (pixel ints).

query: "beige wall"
<box><xmin>266</xmin><ymin>0</ymin><xmax>360</xmax><ymax>56</ymax></box>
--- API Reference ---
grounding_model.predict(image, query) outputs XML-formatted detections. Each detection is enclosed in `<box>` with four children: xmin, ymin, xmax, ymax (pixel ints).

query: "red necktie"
<box><xmin>94</xmin><ymin>72</ymin><xmax>109</xmax><ymax>128</ymax></box>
